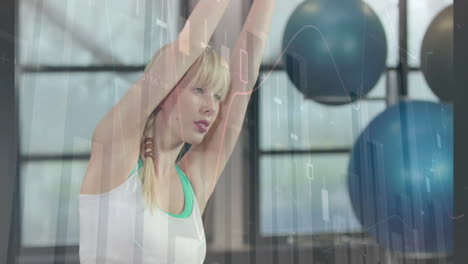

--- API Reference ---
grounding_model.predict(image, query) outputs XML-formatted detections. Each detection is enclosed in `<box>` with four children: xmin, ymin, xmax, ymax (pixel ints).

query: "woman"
<box><xmin>79</xmin><ymin>0</ymin><xmax>275</xmax><ymax>263</ymax></box>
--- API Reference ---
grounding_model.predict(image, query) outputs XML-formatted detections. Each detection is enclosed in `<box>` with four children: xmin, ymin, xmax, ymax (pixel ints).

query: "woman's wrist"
<box><xmin>253</xmin><ymin>0</ymin><xmax>276</xmax><ymax>10</ymax></box>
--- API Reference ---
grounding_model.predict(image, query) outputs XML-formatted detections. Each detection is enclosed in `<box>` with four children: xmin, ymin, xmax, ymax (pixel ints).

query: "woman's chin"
<box><xmin>186</xmin><ymin>134</ymin><xmax>205</xmax><ymax>145</ymax></box>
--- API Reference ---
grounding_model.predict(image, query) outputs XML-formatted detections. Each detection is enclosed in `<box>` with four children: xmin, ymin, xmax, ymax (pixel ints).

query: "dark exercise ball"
<box><xmin>421</xmin><ymin>5</ymin><xmax>454</xmax><ymax>102</ymax></box>
<box><xmin>348</xmin><ymin>100</ymin><xmax>453</xmax><ymax>255</ymax></box>
<box><xmin>282</xmin><ymin>0</ymin><xmax>387</xmax><ymax>105</ymax></box>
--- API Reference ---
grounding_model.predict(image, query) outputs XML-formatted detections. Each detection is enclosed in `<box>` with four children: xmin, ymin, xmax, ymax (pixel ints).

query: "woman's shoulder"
<box><xmin>80</xmin><ymin>152</ymin><xmax>141</xmax><ymax>197</ymax></box>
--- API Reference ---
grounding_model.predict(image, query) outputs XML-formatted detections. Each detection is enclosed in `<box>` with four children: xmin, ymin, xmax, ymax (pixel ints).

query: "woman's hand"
<box><xmin>178</xmin><ymin>0</ymin><xmax>232</xmax><ymax>52</ymax></box>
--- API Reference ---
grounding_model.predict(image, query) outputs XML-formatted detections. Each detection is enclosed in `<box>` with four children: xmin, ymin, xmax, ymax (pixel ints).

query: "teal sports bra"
<box><xmin>131</xmin><ymin>157</ymin><xmax>195</xmax><ymax>219</ymax></box>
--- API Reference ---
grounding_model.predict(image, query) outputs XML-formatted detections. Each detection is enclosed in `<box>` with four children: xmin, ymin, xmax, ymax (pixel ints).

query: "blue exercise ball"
<box><xmin>282</xmin><ymin>0</ymin><xmax>387</xmax><ymax>105</ymax></box>
<box><xmin>347</xmin><ymin>100</ymin><xmax>453</xmax><ymax>255</ymax></box>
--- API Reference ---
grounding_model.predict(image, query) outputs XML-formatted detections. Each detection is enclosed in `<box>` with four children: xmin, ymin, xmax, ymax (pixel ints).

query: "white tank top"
<box><xmin>79</xmin><ymin>158</ymin><xmax>206</xmax><ymax>264</ymax></box>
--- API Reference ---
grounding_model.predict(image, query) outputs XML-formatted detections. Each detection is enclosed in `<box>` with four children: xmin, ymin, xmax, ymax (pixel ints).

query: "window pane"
<box><xmin>19</xmin><ymin>0</ymin><xmax>181</xmax><ymax>66</ymax></box>
<box><xmin>408</xmin><ymin>0</ymin><xmax>452</xmax><ymax>67</ymax></box>
<box><xmin>19</xmin><ymin>72</ymin><xmax>141</xmax><ymax>155</ymax></box>
<box><xmin>408</xmin><ymin>71</ymin><xmax>439</xmax><ymax>102</ymax></box>
<box><xmin>21</xmin><ymin>160</ymin><xmax>88</xmax><ymax>247</ymax></box>
<box><xmin>262</xmin><ymin>0</ymin><xmax>398</xmax><ymax>67</ymax></box>
<box><xmin>259</xmin><ymin>71</ymin><xmax>387</xmax><ymax>150</ymax></box>
<box><xmin>260</xmin><ymin>154</ymin><xmax>362</xmax><ymax>236</ymax></box>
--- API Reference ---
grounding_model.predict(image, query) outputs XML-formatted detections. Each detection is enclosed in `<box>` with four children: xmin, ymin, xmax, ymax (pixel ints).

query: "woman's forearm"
<box><xmin>230</xmin><ymin>0</ymin><xmax>276</xmax><ymax>88</ymax></box>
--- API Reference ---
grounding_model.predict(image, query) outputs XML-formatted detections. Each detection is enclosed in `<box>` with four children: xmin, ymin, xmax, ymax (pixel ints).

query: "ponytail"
<box><xmin>140</xmin><ymin>112</ymin><xmax>159</xmax><ymax>215</ymax></box>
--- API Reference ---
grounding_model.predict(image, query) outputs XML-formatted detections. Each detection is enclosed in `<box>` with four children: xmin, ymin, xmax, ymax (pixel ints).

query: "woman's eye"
<box><xmin>195</xmin><ymin>88</ymin><xmax>203</xmax><ymax>93</ymax></box>
<box><xmin>215</xmin><ymin>94</ymin><xmax>222</xmax><ymax>101</ymax></box>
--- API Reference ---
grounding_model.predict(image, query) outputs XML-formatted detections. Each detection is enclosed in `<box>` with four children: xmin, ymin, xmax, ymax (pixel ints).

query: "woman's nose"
<box><xmin>202</xmin><ymin>97</ymin><xmax>216</xmax><ymax>115</ymax></box>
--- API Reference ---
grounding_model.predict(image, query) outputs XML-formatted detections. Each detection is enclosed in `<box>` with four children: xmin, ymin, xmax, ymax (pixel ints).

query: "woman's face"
<box><xmin>161</xmin><ymin>74</ymin><xmax>223</xmax><ymax>146</ymax></box>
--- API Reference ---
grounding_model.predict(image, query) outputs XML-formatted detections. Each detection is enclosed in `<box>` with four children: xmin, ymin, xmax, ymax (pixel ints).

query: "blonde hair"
<box><xmin>139</xmin><ymin>44</ymin><xmax>231</xmax><ymax>214</ymax></box>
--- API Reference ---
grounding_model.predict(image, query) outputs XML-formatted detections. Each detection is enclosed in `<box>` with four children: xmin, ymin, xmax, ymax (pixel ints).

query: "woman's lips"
<box><xmin>194</xmin><ymin>122</ymin><xmax>208</xmax><ymax>133</ymax></box>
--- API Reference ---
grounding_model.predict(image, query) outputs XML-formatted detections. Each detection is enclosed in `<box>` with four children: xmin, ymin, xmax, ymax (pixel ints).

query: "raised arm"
<box><xmin>93</xmin><ymin>0</ymin><xmax>231</xmax><ymax>145</ymax></box>
<box><xmin>230</xmin><ymin>0</ymin><xmax>276</xmax><ymax>90</ymax></box>
<box><xmin>182</xmin><ymin>0</ymin><xmax>276</xmax><ymax>194</ymax></box>
<box><xmin>216</xmin><ymin>0</ymin><xmax>276</xmax><ymax>172</ymax></box>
